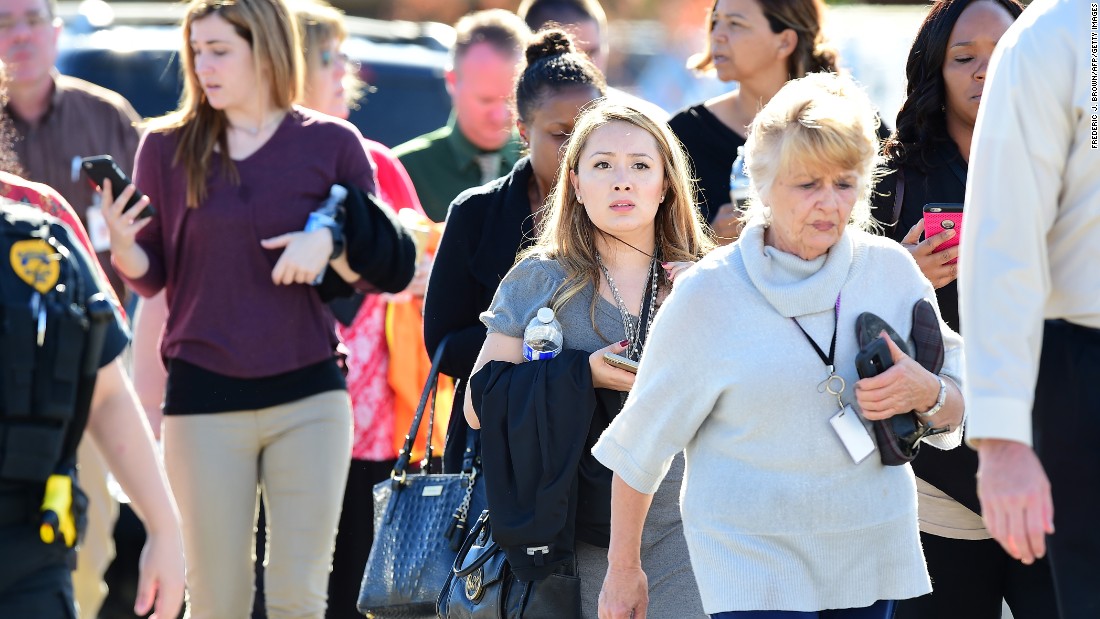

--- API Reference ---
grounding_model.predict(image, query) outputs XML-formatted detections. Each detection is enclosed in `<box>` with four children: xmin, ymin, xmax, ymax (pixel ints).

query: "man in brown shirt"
<box><xmin>1</xmin><ymin>0</ymin><xmax>140</xmax><ymax>300</ymax></box>
<box><xmin>0</xmin><ymin>1</ymin><xmax>141</xmax><ymax>617</ymax></box>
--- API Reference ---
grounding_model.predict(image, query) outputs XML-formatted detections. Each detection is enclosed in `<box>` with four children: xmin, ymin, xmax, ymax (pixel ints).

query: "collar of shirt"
<box><xmin>5</xmin><ymin>70</ymin><xmax>64</xmax><ymax>130</ymax></box>
<box><xmin>442</xmin><ymin>113</ymin><xmax>523</xmax><ymax>174</ymax></box>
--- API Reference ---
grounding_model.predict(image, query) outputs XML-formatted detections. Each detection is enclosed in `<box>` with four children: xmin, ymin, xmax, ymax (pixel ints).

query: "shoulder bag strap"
<box><xmin>392</xmin><ymin>333</ymin><xmax>450</xmax><ymax>483</ymax></box>
<box><xmin>892</xmin><ymin>167</ymin><xmax>906</xmax><ymax>228</ymax></box>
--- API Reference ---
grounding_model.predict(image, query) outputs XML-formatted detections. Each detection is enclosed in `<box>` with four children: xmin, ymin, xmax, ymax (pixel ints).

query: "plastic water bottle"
<box><xmin>522</xmin><ymin>307</ymin><xmax>563</xmax><ymax>361</ymax></box>
<box><xmin>304</xmin><ymin>184</ymin><xmax>348</xmax><ymax>285</ymax></box>
<box><xmin>729</xmin><ymin>146</ymin><xmax>751</xmax><ymax>209</ymax></box>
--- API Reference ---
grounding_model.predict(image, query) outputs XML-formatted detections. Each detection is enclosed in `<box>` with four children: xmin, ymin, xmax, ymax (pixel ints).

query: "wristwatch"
<box><xmin>916</xmin><ymin>376</ymin><xmax>947</xmax><ymax>418</ymax></box>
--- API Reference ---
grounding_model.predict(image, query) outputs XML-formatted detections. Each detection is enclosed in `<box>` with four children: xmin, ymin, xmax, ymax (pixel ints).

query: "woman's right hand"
<box><xmin>900</xmin><ymin>218</ymin><xmax>958</xmax><ymax>288</ymax></box>
<box><xmin>598</xmin><ymin>564</ymin><xmax>649</xmax><ymax>619</ymax></box>
<box><xmin>590</xmin><ymin>341</ymin><xmax>637</xmax><ymax>392</ymax></box>
<box><xmin>100</xmin><ymin>178</ymin><xmax>153</xmax><ymax>252</ymax></box>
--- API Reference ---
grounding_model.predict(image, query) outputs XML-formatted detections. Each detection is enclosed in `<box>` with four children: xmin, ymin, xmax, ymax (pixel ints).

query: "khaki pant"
<box><xmin>163</xmin><ymin>390</ymin><xmax>352</xmax><ymax>619</ymax></box>
<box><xmin>73</xmin><ymin>437</ymin><xmax>118</xmax><ymax>619</ymax></box>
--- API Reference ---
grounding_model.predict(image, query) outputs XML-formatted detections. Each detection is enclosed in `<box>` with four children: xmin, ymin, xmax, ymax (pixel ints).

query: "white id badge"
<box><xmin>85</xmin><ymin>202</ymin><xmax>111</xmax><ymax>253</ymax></box>
<box><xmin>830</xmin><ymin>405</ymin><xmax>875</xmax><ymax>464</ymax></box>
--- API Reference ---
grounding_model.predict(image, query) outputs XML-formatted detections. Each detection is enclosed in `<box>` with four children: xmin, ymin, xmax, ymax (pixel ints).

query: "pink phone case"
<box><xmin>922</xmin><ymin>206</ymin><xmax>963</xmax><ymax>265</ymax></box>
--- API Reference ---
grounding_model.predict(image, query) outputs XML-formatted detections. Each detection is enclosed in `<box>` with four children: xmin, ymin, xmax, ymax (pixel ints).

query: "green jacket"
<box><xmin>393</xmin><ymin>115</ymin><xmax>522</xmax><ymax>222</ymax></box>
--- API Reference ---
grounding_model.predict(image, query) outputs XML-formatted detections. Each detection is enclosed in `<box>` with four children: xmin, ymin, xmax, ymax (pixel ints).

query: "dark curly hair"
<box><xmin>883</xmin><ymin>0</ymin><xmax>1023</xmax><ymax>171</ymax></box>
<box><xmin>0</xmin><ymin>65</ymin><xmax>24</xmax><ymax>176</ymax></box>
<box><xmin>514</xmin><ymin>28</ymin><xmax>606</xmax><ymax>123</ymax></box>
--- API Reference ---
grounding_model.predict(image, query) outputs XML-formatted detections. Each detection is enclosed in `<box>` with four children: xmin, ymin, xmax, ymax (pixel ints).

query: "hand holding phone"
<box><xmin>603</xmin><ymin>352</ymin><xmax>639</xmax><ymax>374</ymax></box>
<box><xmin>81</xmin><ymin>155</ymin><xmax>155</xmax><ymax>219</ymax></box>
<box><xmin>921</xmin><ymin>203</ymin><xmax>962</xmax><ymax>265</ymax></box>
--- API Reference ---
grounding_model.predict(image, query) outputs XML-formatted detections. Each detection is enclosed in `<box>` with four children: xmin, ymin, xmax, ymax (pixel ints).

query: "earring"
<box><xmin>577</xmin><ymin>195</ymin><xmax>583</xmax><ymax>204</ymax></box>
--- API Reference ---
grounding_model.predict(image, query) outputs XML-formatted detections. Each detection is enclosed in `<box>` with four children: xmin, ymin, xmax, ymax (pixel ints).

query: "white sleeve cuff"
<box><xmin>591</xmin><ymin>434</ymin><xmax>666</xmax><ymax>496</ymax></box>
<box><xmin>964</xmin><ymin>396</ymin><xmax>1034</xmax><ymax>448</ymax></box>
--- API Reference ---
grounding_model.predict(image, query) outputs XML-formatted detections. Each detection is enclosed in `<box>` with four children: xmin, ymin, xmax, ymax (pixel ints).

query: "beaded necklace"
<box><xmin>595</xmin><ymin>251</ymin><xmax>659</xmax><ymax>361</ymax></box>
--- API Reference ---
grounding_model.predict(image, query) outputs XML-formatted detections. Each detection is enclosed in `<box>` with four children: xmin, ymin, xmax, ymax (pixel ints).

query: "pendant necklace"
<box><xmin>596</xmin><ymin>251</ymin><xmax>659</xmax><ymax>362</ymax></box>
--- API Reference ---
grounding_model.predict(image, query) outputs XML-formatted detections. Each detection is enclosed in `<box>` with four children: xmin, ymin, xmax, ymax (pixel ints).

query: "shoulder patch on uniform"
<box><xmin>11</xmin><ymin>238</ymin><xmax>59</xmax><ymax>293</ymax></box>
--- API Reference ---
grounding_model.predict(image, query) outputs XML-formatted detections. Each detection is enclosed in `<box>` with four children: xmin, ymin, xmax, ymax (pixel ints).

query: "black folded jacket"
<box><xmin>470</xmin><ymin>350</ymin><xmax>621</xmax><ymax>581</ymax></box>
<box><xmin>317</xmin><ymin>183</ymin><xmax>416</xmax><ymax>303</ymax></box>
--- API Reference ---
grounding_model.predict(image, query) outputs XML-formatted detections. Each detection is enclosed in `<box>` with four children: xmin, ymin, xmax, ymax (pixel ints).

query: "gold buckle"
<box><xmin>464</xmin><ymin>568</ymin><xmax>484</xmax><ymax>602</ymax></box>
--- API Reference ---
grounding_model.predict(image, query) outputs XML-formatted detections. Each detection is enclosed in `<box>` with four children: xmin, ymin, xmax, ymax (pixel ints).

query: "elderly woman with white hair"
<box><xmin>595</xmin><ymin>72</ymin><xmax>966</xmax><ymax>619</ymax></box>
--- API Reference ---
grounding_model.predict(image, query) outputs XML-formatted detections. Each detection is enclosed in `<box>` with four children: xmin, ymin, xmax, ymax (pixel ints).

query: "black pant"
<box><xmin>1032</xmin><ymin>320</ymin><xmax>1100</xmax><ymax>619</ymax></box>
<box><xmin>326</xmin><ymin>458</ymin><xmax>395</xmax><ymax>619</ymax></box>
<box><xmin>894</xmin><ymin>533</ymin><xmax>1056</xmax><ymax>619</ymax></box>
<box><xmin>0</xmin><ymin>524</ymin><xmax>76</xmax><ymax>618</ymax></box>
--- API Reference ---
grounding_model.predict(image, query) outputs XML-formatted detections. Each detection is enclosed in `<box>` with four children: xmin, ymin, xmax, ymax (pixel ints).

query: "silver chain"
<box><xmin>596</xmin><ymin>251</ymin><xmax>659</xmax><ymax>361</ymax></box>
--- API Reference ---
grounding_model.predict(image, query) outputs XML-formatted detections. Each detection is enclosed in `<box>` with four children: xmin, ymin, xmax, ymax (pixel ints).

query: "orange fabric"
<box><xmin>387</xmin><ymin>215</ymin><xmax>450</xmax><ymax>461</ymax></box>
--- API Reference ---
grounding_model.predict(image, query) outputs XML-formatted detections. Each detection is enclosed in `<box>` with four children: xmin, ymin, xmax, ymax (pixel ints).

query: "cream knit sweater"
<box><xmin>593</xmin><ymin>222</ymin><xmax>963</xmax><ymax>613</ymax></box>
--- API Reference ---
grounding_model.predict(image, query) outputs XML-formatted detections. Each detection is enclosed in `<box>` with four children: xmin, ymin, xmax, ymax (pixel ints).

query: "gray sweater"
<box><xmin>593</xmin><ymin>222</ymin><xmax>963</xmax><ymax>613</ymax></box>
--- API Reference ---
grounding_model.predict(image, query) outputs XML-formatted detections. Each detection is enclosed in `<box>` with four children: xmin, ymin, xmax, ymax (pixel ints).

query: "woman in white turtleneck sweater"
<box><xmin>595</xmin><ymin>73</ymin><xmax>967</xmax><ymax>619</ymax></box>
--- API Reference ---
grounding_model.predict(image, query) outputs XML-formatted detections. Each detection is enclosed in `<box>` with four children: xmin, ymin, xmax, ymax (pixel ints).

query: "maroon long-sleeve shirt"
<box><xmin>121</xmin><ymin>107</ymin><xmax>376</xmax><ymax>379</ymax></box>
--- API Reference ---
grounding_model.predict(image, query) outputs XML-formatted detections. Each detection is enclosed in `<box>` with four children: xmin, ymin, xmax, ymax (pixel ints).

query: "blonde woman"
<box><xmin>465</xmin><ymin>100</ymin><xmax>713</xmax><ymax>618</ymax></box>
<box><xmin>596</xmin><ymin>73</ymin><xmax>965</xmax><ymax>619</ymax></box>
<box><xmin>102</xmin><ymin>0</ymin><xmax>411</xmax><ymax>616</ymax></box>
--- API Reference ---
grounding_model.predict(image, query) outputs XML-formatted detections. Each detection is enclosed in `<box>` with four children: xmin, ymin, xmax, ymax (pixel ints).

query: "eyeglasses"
<box><xmin>0</xmin><ymin>12</ymin><xmax>53</xmax><ymax>34</ymax></box>
<box><xmin>320</xmin><ymin>49</ymin><xmax>359</xmax><ymax>72</ymax></box>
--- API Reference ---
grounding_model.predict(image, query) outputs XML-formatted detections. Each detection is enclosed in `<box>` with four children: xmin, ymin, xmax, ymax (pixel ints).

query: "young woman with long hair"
<box><xmin>466</xmin><ymin>99</ymin><xmax>714</xmax><ymax>617</ymax></box>
<box><xmin>102</xmin><ymin>0</ymin><xmax>409</xmax><ymax>616</ymax></box>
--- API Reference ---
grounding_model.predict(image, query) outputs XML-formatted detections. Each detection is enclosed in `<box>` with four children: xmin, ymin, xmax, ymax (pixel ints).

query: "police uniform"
<box><xmin>0</xmin><ymin>200</ymin><xmax>129</xmax><ymax>617</ymax></box>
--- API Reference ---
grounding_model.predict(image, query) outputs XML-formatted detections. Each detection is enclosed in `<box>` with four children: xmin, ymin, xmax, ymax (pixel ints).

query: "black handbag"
<box><xmin>437</xmin><ymin>510</ymin><xmax>582</xmax><ymax>619</ymax></box>
<box><xmin>357</xmin><ymin>336</ymin><xmax>486</xmax><ymax>618</ymax></box>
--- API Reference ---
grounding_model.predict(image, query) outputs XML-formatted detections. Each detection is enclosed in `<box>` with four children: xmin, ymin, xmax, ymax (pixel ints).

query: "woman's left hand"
<box><xmin>260</xmin><ymin>229</ymin><xmax>334</xmax><ymax>285</ymax></box>
<box><xmin>854</xmin><ymin>334</ymin><xmax>940</xmax><ymax>420</ymax></box>
<box><xmin>661</xmin><ymin>261</ymin><xmax>694</xmax><ymax>286</ymax></box>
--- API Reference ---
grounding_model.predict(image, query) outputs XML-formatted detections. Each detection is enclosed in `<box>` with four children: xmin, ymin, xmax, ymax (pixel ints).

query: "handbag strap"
<box><xmin>452</xmin><ymin>510</ymin><xmax>497</xmax><ymax>577</ymax></box>
<box><xmin>891</xmin><ymin>166</ymin><xmax>906</xmax><ymax>228</ymax></box>
<box><xmin>392</xmin><ymin>334</ymin><xmax>450</xmax><ymax>484</ymax></box>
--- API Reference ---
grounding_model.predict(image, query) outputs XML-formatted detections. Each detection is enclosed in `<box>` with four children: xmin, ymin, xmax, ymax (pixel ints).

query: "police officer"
<box><xmin>0</xmin><ymin>197</ymin><xmax>184</xmax><ymax>617</ymax></box>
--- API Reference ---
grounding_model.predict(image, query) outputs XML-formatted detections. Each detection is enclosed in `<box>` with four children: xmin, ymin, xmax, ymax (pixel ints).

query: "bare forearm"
<box><xmin>87</xmin><ymin>361</ymin><xmax>179</xmax><ymax>534</ymax></box>
<box><xmin>607</xmin><ymin>474</ymin><xmax>654</xmax><ymax>568</ymax></box>
<box><xmin>329</xmin><ymin>250</ymin><xmax>361</xmax><ymax>283</ymax></box>
<box><xmin>111</xmin><ymin>244</ymin><xmax>151</xmax><ymax>281</ymax></box>
<box><xmin>131</xmin><ymin>293</ymin><xmax>168</xmax><ymax>437</ymax></box>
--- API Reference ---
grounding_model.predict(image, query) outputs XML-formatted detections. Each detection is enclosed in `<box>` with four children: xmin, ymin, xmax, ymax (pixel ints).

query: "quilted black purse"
<box><xmin>437</xmin><ymin>510</ymin><xmax>581</xmax><ymax>619</ymax></box>
<box><xmin>357</xmin><ymin>336</ymin><xmax>486</xmax><ymax>618</ymax></box>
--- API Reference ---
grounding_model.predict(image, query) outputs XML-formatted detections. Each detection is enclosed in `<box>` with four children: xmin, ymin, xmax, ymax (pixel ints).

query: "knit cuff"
<box><xmin>591</xmin><ymin>435</ymin><xmax>665</xmax><ymax>495</ymax></box>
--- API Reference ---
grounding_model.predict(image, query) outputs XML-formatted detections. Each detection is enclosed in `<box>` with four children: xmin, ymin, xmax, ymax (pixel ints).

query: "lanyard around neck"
<box><xmin>792</xmin><ymin>294</ymin><xmax>841</xmax><ymax>374</ymax></box>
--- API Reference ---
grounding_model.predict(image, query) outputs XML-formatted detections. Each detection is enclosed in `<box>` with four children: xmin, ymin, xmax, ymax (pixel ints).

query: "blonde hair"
<box><xmin>739</xmin><ymin>72</ymin><xmax>883</xmax><ymax>232</ymax></box>
<box><xmin>689</xmin><ymin>0</ymin><xmax>838</xmax><ymax>80</ymax></box>
<box><xmin>524</xmin><ymin>99</ymin><xmax>715</xmax><ymax>330</ymax></box>
<box><xmin>147</xmin><ymin>0</ymin><xmax>303</xmax><ymax>207</ymax></box>
<box><xmin>289</xmin><ymin>0</ymin><xmax>366</xmax><ymax>110</ymax></box>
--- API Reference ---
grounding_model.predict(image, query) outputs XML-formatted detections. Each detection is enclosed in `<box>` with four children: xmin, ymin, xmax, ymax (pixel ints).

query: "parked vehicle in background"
<box><xmin>55</xmin><ymin>0</ymin><xmax>453</xmax><ymax>147</ymax></box>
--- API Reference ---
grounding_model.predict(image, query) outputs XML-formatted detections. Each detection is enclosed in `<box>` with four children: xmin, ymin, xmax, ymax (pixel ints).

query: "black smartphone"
<box><xmin>855</xmin><ymin>337</ymin><xmax>894</xmax><ymax>379</ymax></box>
<box><xmin>80</xmin><ymin>155</ymin><xmax>155</xmax><ymax>219</ymax></box>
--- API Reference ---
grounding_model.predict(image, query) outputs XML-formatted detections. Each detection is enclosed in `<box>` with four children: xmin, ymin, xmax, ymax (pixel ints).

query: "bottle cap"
<box><xmin>329</xmin><ymin>184</ymin><xmax>348</xmax><ymax>201</ymax></box>
<box><xmin>537</xmin><ymin>307</ymin><xmax>555</xmax><ymax>323</ymax></box>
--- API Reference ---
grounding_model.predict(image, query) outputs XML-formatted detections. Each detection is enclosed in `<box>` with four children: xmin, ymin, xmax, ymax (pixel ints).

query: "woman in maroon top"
<box><xmin>101</xmin><ymin>0</ymin><xmax>378</xmax><ymax>616</ymax></box>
